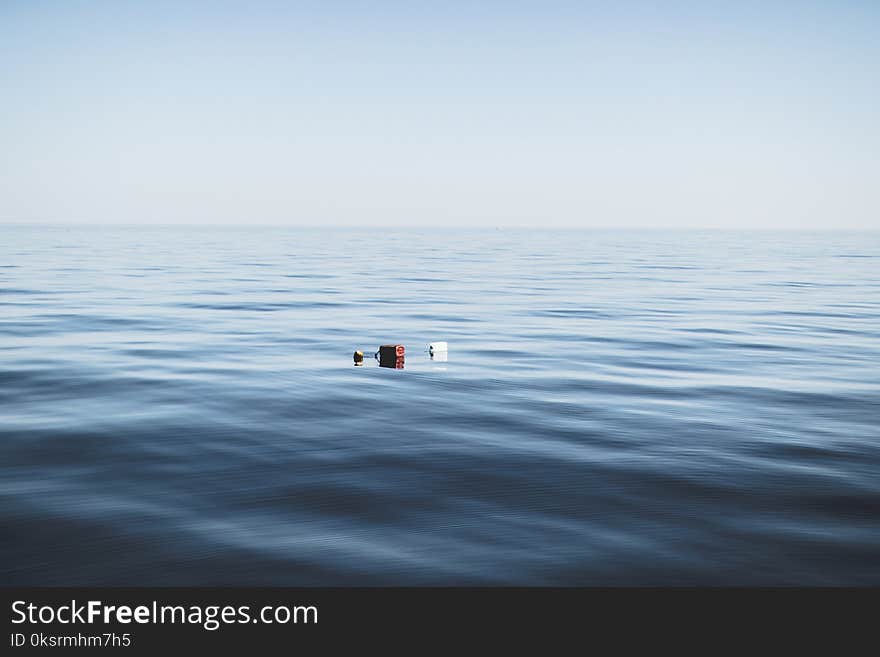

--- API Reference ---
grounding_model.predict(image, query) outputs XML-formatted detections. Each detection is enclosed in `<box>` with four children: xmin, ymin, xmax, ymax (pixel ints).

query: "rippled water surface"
<box><xmin>2</xmin><ymin>225</ymin><xmax>878</xmax><ymax>584</ymax></box>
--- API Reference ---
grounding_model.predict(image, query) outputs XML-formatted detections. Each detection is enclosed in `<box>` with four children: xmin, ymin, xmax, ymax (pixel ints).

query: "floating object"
<box><xmin>377</xmin><ymin>344</ymin><xmax>405</xmax><ymax>360</ymax></box>
<box><xmin>428</xmin><ymin>341</ymin><xmax>448</xmax><ymax>362</ymax></box>
<box><xmin>353</xmin><ymin>350</ymin><xmax>364</xmax><ymax>366</ymax></box>
<box><xmin>376</xmin><ymin>344</ymin><xmax>405</xmax><ymax>369</ymax></box>
<box><xmin>428</xmin><ymin>341</ymin><xmax>447</xmax><ymax>356</ymax></box>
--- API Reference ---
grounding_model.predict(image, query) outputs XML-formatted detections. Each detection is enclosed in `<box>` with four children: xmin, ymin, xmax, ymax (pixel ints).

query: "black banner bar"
<box><xmin>2</xmin><ymin>588</ymin><xmax>875</xmax><ymax>651</ymax></box>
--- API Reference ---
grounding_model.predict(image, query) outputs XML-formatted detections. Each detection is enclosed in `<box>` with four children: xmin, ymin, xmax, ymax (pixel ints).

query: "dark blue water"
<box><xmin>2</xmin><ymin>225</ymin><xmax>878</xmax><ymax>585</ymax></box>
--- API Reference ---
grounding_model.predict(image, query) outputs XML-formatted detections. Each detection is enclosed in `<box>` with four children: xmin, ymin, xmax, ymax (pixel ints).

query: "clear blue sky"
<box><xmin>2</xmin><ymin>1</ymin><xmax>878</xmax><ymax>228</ymax></box>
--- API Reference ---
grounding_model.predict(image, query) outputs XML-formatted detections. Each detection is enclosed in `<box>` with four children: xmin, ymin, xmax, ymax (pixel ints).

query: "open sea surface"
<box><xmin>1</xmin><ymin>225</ymin><xmax>878</xmax><ymax>584</ymax></box>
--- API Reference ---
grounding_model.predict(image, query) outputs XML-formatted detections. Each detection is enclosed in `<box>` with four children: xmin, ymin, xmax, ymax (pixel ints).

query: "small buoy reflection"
<box><xmin>378</xmin><ymin>356</ymin><xmax>405</xmax><ymax>369</ymax></box>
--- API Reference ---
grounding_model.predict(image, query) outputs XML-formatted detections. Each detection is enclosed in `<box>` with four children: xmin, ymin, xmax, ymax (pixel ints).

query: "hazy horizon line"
<box><xmin>2</xmin><ymin>221</ymin><xmax>877</xmax><ymax>233</ymax></box>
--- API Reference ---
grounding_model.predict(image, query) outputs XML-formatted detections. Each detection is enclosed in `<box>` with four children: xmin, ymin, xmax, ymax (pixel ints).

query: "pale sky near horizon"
<box><xmin>1</xmin><ymin>1</ymin><xmax>878</xmax><ymax>229</ymax></box>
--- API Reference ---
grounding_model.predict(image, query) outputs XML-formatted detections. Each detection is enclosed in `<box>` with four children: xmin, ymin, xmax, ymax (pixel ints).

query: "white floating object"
<box><xmin>428</xmin><ymin>341</ymin><xmax>448</xmax><ymax>356</ymax></box>
<box><xmin>430</xmin><ymin>350</ymin><xmax>448</xmax><ymax>362</ymax></box>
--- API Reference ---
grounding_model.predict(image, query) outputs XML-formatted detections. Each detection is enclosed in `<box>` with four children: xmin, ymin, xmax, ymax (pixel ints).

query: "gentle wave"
<box><xmin>1</xmin><ymin>226</ymin><xmax>879</xmax><ymax>584</ymax></box>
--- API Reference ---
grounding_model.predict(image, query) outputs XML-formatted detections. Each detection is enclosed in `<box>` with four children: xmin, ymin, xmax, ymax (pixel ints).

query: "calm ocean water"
<box><xmin>1</xmin><ymin>225</ymin><xmax>878</xmax><ymax>585</ymax></box>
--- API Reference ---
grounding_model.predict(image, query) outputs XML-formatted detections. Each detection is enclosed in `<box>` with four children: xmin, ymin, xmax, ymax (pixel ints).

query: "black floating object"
<box><xmin>377</xmin><ymin>344</ymin><xmax>405</xmax><ymax>369</ymax></box>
